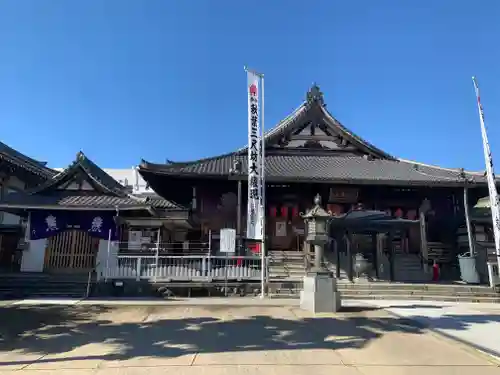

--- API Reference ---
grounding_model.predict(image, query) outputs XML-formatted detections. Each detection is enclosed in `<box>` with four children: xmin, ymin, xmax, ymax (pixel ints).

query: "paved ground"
<box><xmin>0</xmin><ymin>300</ymin><xmax>499</xmax><ymax>374</ymax></box>
<box><xmin>362</xmin><ymin>299</ymin><xmax>500</xmax><ymax>359</ymax></box>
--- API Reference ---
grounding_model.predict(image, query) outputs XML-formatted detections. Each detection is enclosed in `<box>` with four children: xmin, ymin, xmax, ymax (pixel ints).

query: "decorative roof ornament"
<box><xmin>301</xmin><ymin>193</ymin><xmax>332</xmax><ymax>219</ymax></box>
<box><xmin>458</xmin><ymin>168</ymin><xmax>466</xmax><ymax>179</ymax></box>
<box><xmin>306</xmin><ymin>83</ymin><xmax>324</xmax><ymax>106</ymax></box>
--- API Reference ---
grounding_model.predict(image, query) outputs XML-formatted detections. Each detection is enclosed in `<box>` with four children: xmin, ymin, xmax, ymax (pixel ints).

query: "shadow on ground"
<box><xmin>0</xmin><ymin>303</ymin><xmax>498</xmax><ymax>367</ymax></box>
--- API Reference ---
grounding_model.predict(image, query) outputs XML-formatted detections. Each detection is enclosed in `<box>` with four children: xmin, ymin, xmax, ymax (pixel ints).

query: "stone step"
<box><xmin>268</xmin><ymin>293</ymin><xmax>500</xmax><ymax>303</ymax></box>
<box><xmin>0</xmin><ymin>273</ymin><xmax>95</xmax><ymax>299</ymax></box>
<box><xmin>268</xmin><ymin>257</ymin><xmax>305</xmax><ymax>262</ymax></box>
<box><xmin>269</xmin><ymin>280</ymin><xmax>496</xmax><ymax>292</ymax></box>
<box><xmin>268</xmin><ymin>254</ymin><xmax>304</xmax><ymax>258</ymax></box>
<box><xmin>338</xmin><ymin>289</ymin><xmax>499</xmax><ymax>297</ymax></box>
<box><xmin>268</xmin><ymin>270</ymin><xmax>305</xmax><ymax>275</ymax></box>
<box><xmin>337</xmin><ymin>284</ymin><xmax>495</xmax><ymax>292</ymax></box>
<box><xmin>268</xmin><ymin>266</ymin><xmax>306</xmax><ymax>272</ymax></box>
<box><xmin>340</xmin><ymin>294</ymin><xmax>500</xmax><ymax>303</ymax></box>
<box><xmin>268</xmin><ymin>274</ymin><xmax>305</xmax><ymax>278</ymax></box>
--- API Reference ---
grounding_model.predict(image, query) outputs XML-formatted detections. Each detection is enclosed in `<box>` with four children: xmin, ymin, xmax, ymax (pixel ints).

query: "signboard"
<box><xmin>276</xmin><ymin>221</ymin><xmax>287</xmax><ymax>237</ymax></box>
<box><xmin>220</xmin><ymin>228</ymin><xmax>236</xmax><ymax>253</ymax></box>
<box><xmin>246</xmin><ymin>70</ymin><xmax>263</xmax><ymax>240</ymax></box>
<box><xmin>328</xmin><ymin>187</ymin><xmax>359</xmax><ymax>203</ymax></box>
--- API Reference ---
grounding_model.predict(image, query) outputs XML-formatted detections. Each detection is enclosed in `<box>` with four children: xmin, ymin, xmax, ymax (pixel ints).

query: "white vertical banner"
<box><xmin>246</xmin><ymin>70</ymin><xmax>263</xmax><ymax>240</ymax></box>
<box><xmin>472</xmin><ymin>76</ymin><xmax>500</xmax><ymax>269</ymax></box>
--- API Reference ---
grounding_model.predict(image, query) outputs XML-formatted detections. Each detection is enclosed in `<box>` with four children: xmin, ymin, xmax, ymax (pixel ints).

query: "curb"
<box><xmin>8</xmin><ymin>297</ymin><xmax>300</xmax><ymax>308</ymax></box>
<box><xmin>378</xmin><ymin>306</ymin><xmax>500</xmax><ymax>363</ymax></box>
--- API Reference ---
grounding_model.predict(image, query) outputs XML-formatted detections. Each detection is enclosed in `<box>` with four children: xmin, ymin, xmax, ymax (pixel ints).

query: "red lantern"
<box><xmin>270</xmin><ymin>206</ymin><xmax>277</xmax><ymax>217</ymax></box>
<box><xmin>292</xmin><ymin>206</ymin><xmax>299</xmax><ymax>218</ymax></box>
<box><xmin>281</xmin><ymin>206</ymin><xmax>288</xmax><ymax>218</ymax></box>
<box><xmin>394</xmin><ymin>208</ymin><xmax>403</xmax><ymax>218</ymax></box>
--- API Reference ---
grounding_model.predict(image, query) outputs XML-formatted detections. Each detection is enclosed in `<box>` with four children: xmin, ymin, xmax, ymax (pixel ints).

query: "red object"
<box><xmin>236</xmin><ymin>257</ymin><xmax>243</xmax><ymax>266</ymax></box>
<box><xmin>292</xmin><ymin>206</ymin><xmax>299</xmax><ymax>218</ymax></box>
<box><xmin>248</xmin><ymin>242</ymin><xmax>261</xmax><ymax>254</ymax></box>
<box><xmin>270</xmin><ymin>206</ymin><xmax>277</xmax><ymax>217</ymax></box>
<box><xmin>328</xmin><ymin>204</ymin><xmax>343</xmax><ymax>216</ymax></box>
<box><xmin>281</xmin><ymin>206</ymin><xmax>288</xmax><ymax>218</ymax></box>
<box><xmin>394</xmin><ymin>208</ymin><xmax>403</xmax><ymax>218</ymax></box>
<box><xmin>249</xmin><ymin>84</ymin><xmax>257</xmax><ymax>96</ymax></box>
<box><xmin>432</xmin><ymin>262</ymin><xmax>440</xmax><ymax>282</ymax></box>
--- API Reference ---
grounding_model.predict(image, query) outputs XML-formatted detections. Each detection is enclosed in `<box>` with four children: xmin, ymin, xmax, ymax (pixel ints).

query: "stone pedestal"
<box><xmin>300</xmin><ymin>270</ymin><xmax>342</xmax><ymax>313</ymax></box>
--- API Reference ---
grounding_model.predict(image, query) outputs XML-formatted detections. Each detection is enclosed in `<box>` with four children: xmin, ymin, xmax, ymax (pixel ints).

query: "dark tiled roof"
<box><xmin>138</xmin><ymin>85</ymin><xmax>487</xmax><ymax>187</ymax></box>
<box><xmin>0</xmin><ymin>141</ymin><xmax>57</xmax><ymax>178</ymax></box>
<box><xmin>0</xmin><ymin>191</ymin><xmax>185</xmax><ymax>210</ymax></box>
<box><xmin>0</xmin><ymin>151</ymin><xmax>187</xmax><ymax>211</ymax></box>
<box><xmin>236</xmin><ymin>85</ymin><xmax>395</xmax><ymax>160</ymax></box>
<box><xmin>132</xmin><ymin>192</ymin><xmax>185</xmax><ymax>209</ymax></box>
<box><xmin>31</xmin><ymin>151</ymin><xmax>127</xmax><ymax>195</ymax></box>
<box><xmin>140</xmin><ymin>153</ymin><xmax>486</xmax><ymax>187</ymax></box>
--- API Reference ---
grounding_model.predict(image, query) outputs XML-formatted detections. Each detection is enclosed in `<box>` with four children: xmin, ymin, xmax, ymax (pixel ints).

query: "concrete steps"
<box><xmin>267</xmin><ymin>280</ymin><xmax>500</xmax><ymax>303</ymax></box>
<box><xmin>393</xmin><ymin>254</ymin><xmax>432</xmax><ymax>282</ymax></box>
<box><xmin>344</xmin><ymin>294</ymin><xmax>500</xmax><ymax>303</ymax></box>
<box><xmin>267</xmin><ymin>250</ymin><xmax>306</xmax><ymax>281</ymax></box>
<box><xmin>0</xmin><ymin>273</ymin><xmax>93</xmax><ymax>299</ymax></box>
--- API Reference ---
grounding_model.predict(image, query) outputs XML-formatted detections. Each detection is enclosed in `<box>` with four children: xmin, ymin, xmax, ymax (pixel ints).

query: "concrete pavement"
<box><xmin>0</xmin><ymin>301</ymin><xmax>498</xmax><ymax>374</ymax></box>
<box><xmin>361</xmin><ymin>299</ymin><xmax>500</xmax><ymax>360</ymax></box>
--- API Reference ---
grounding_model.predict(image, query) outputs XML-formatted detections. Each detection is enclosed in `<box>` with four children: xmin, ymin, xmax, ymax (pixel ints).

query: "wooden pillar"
<box><xmin>346</xmin><ymin>231</ymin><xmax>354</xmax><ymax>282</ymax></box>
<box><xmin>419</xmin><ymin>211</ymin><xmax>429</xmax><ymax>273</ymax></box>
<box><xmin>463</xmin><ymin>187</ymin><xmax>475</xmax><ymax>256</ymax></box>
<box><xmin>388</xmin><ymin>230</ymin><xmax>395</xmax><ymax>282</ymax></box>
<box><xmin>419</xmin><ymin>198</ymin><xmax>431</xmax><ymax>273</ymax></box>
<box><xmin>371</xmin><ymin>232</ymin><xmax>378</xmax><ymax>279</ymax></box>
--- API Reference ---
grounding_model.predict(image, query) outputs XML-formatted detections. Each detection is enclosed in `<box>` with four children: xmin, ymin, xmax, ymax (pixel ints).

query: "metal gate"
<box><xmin>44</xmin><ymin>230</ymin><xmax>99</xmax><ymax>272</ymax></box>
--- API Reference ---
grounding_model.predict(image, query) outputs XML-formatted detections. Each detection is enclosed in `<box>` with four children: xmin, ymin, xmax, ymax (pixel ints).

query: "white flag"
<box><xmin>246</xmin><ymin>71</ymin><xmax>263</xmax><ymax>240</ymax></box>
<box><xmin>473</xmin><ymin>76</ymin><xmax>500</xmax><ymax>266</ymax></box>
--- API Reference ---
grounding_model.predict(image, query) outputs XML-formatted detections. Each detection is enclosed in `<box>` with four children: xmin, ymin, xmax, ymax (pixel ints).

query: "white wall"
<box><xmin>103</xmin><ymin>167</ymin><xmax>151</xmax><ymax>194</ymax></box>
<box><xmin>54</xmin><ymin>166</ymin><xmax>151</xmax><ymax>195</ymax></box>
<box><xmin>21</xmin><ymin>239</ymin><xmax>47</xmax><ymax>272</ymax></box>
<box><xmin>96</xmin><ymin>239</ymin><xmax>119</xmax><ymax>280</ymax></box>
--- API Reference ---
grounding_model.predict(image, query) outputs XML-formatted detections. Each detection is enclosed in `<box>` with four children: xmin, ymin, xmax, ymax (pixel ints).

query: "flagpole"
<box><xmin>260</xmin><ymin>73</ymin><xmax>266</xmax><ymax>299</ymax></box>
<box><xmin>472</xmin><ymin>76</ymin><xmax>500</xmax><ymax>272</ymax></box>
<box><xmin>244</xmin><ymin>65</ymin><xmax>266</xmax><ymax>298</ymax></box>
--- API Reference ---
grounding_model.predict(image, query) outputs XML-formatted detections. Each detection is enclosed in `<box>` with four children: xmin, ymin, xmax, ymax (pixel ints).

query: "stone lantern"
<box><xmin>302</xmin><ymin>194</ymin><xmax>331</xmax><ymax>271</ymax></box>
<box><xmin>300</xmin><ymin>194</ymin><xmax>342</xmax><ymax>313</ymax></box>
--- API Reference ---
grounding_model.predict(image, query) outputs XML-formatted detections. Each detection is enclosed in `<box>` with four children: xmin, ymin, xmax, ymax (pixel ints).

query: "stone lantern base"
<box><xmin>300</xmin><ymin>270</ymin><xmax>342</xmax><ymax>313</ymax></box>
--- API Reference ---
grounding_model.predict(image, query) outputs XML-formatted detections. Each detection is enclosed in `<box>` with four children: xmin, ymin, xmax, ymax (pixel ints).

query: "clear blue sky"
<box><xmin>0</xmin><ymin>0</ymin><xmax>499</xmax><ymax>170</ymax></box>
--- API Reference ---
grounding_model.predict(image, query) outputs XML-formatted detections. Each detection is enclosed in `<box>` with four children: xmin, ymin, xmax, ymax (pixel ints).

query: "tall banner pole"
<box><xmin>244</xmin><ymin>66</ymin><xmax>266</xmax><ymax>297</ymax></box>
<box><xmin>260</xmin><ymin>74</ymin><xmax>266</xmax><ymax>299</ymax></box>
<box><xmin>472</xmin><ymin>76</ymin><xmax>500</xmax><ymax>271</ymax></box>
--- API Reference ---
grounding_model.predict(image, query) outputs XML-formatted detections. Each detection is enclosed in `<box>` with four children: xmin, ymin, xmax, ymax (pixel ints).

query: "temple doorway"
<box><xmin>44</xmin><ymin>230</ymin><xmax>99</xmax><ymax>273</ymax></box>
